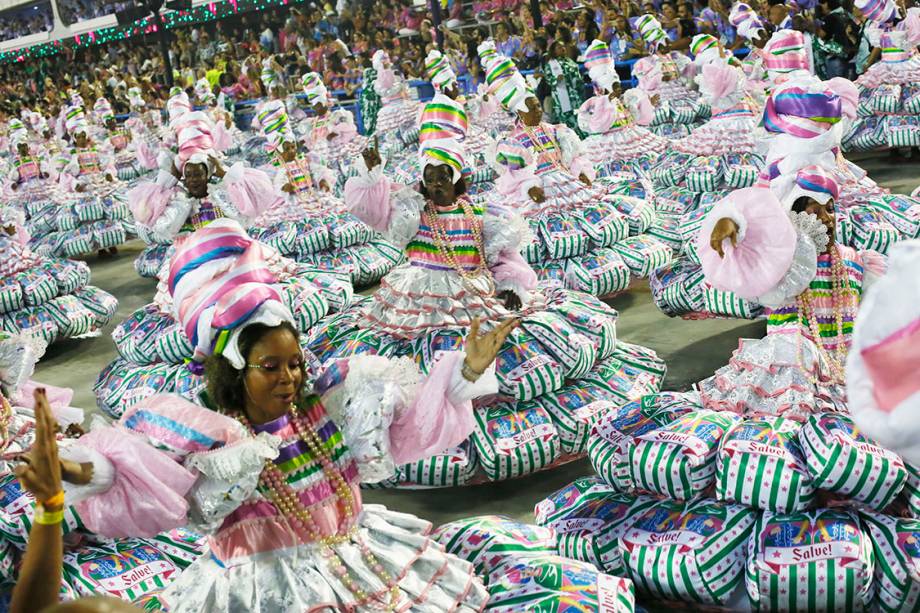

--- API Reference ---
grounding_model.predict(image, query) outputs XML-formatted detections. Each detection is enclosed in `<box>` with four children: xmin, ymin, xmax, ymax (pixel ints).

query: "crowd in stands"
<box><xmin>0</xmin><ymin>0</ymin><xmax>903</xmax><ymax>123</ymax></box>
<box><xmin>0</xmin><ymin>1</ymin><xmax>53</xmax><ymax>43</ymax></box>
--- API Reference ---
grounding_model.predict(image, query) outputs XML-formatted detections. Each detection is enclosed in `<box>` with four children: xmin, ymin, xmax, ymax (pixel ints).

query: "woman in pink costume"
<box><xmin>93</xmin><ymin>97</ymin><xmax>147</xmax><ymax>182</ymax></box>
<box><xmin>62</xmin><ymin>218</ymin><xmax>515</xmax><ymax>611</ymax></box>
<box><xmin>843</xmin><ymin>0</ymin><xmax>920</xmax><ymax>152</ymax></box>
<box><xmin>370</xmin><ymin>49</ymin><xmax>421</xmax><ymax>157</ymax></box>
<box><xmin>729</xmin><ymin>2</ymin><xmax>771</xmax><ymax>104</ymax></box>
<box><xmin>298</xmin><ymin>72</ymin><xmax>369</xmax><ymax>190</ymax></box>
<box><xmin>482</xmin><ymin>54</ymin><xmax>670</xmax><ymax>293</ymax></box>
<box><xmin>577</xmin><ymin>39</ymin><xmax>665</xmax><ymax>182</ymax></box>
<box><xmin>194</xmin><ymin>78</ymin><xmax>244</xmax><ymax>158</ymax></box>
<box><xmin>128</xmin><ymin>110</ymin><xmax>274</xmax><ymax>279</ymax></box>
<box><xmin>632</xmin><ymin>14</ymin><xmax>708</xmax><ymax>139</ymax></box>
<box><xmin>124</xmin><ymin>87</ymin><xmax>163</xmax><ymax>176</ymax></box>
<box><xmin>248</xmin><ymin>97</ymin><xmax>400</xmax><ymax>288</ymax></box>
<box><xmin>694</xmin><ymin>82</ymin><xmax>889</xmax><ymax>421</ymax></box>
<box><xmin>304</xmin><ymin>96</ymin><xmax>660</xmax><ymax>489</ymax></box>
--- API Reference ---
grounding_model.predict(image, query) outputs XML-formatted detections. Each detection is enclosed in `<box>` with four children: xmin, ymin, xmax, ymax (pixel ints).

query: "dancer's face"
<box><xmin>183</xmin><ymin>162</ymin><xmax>209</xmax><ymax>197</ymax></box>
<box><xmin>798</xmin><ymin>197</ymin><xmax>837</xmax><ymax>251</ymax></box>
<box><xmin>518</xmin><ymin>96</ymin><xmax>543</xmax><ymax>127</ymax></box>
<box><xmin>423</xmin><ymin>164</ymin><xmax>456</xmax><ymax>207</ymax></box>
<box><xmin>312</xmin><ymin>102</ymin><xmax>328</xmax><ymax>116</ymax></box>
<box><xmin>17</xmin><ymin>143</ymin><xmax>28</xmax><ymax>156</ymax></box>
<box><xmin>280</xmin><ymin>140</ymin><xmax>298</xmax><ymax>162</ymax></box>
<box><xmin>74</xmin><ymin>132</ymin><xmax>88</xmax><ymax>148</ymax></box>
<box><xmin>243</xmin><ymin>326</ymin><xmax>305</xmax><ymax>422</ymax></box>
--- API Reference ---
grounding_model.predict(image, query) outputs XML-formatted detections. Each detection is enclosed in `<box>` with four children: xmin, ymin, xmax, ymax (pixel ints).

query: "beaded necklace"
<box><xmin>422</xmin><ymin>196</ymin><xmax>495</xmax><ymax>297</ymax></box>
<box><xmin>795</xmin><ymin>246</ymin><xmax>855</xmax><ymax>385</ymax></box>
<box><xmin>237</xmin><ymin>406</ymin><xmax>400</xmax><ymax>610</ymax></box>
<box><xmin>520</xmin><ymin>123</ymin><xmax>563</xmax><ymax>168</ymax></box>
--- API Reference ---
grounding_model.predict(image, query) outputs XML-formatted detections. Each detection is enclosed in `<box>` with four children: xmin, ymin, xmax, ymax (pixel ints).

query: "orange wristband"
<box><xmin>41</xmin><ymin>491</ymin><xmax>65</xmax><ymax>509</ymax></box>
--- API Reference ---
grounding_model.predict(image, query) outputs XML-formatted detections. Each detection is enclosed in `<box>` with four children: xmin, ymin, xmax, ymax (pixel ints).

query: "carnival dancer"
<box><xmin>305</xmin><ymin>95</ymin><xmax>662</xmax><ymax>488</ymax></box>
<box><xmin>249</xmin><ymin>97</ymin><xmax>400</xmax><ymax>288</ymax></box>
<box><xmin>93</xmin><ymin>97</ymin><xmax>147</xmax><ymax>182</ymax></box>
<box><xmin>632</xmin><ymin>14</ymin><xmax>709</xmax><ymax>138</ymax></box>
<box><xmin>298</xmin><ymin>71</ymin><xmax>368</xmax><ymax>190</ymax></box>
<box><xmin>482</xmin><ymin>53</ymin><xmax>670</xmax><ymax>292</ymax></box>
<box><xmin>128</xmin><ymin>109</ymin><xmax>272</xmax><ymax>278</ymax></box>
<box><xmin>843</xmin><ymin>0</ymin><xmax>920</xmax><ymax>152</ymax></box>
<box><xmin>369</xmin><ymin>49</ymin><xmax>421</xmax><ymax>157</ymax></box>
<box><xmin>577</xmin><ymin>39</ymin><xmax>666</xmax><ymax>181</ymax></box>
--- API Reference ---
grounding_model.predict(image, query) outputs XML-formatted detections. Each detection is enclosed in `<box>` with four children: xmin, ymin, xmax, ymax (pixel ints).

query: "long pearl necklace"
<box><xmin>237</xmin><ymin>407</ymin><xmax>400</xmax><ymax>611</ymax></box>
<box><xmin>795</xmin><ymin>246</ymin><xmax>854</xmax><ymax>386</ymax></box>
<box><xmin>423</xmin><ymin>196</ymin><xmax>496</xmax><ymax>297</ymax></box>
<box><xmin>521</xmin><ymin>123</ymin><xmax>563</xmax><ymax>168</ymax></box>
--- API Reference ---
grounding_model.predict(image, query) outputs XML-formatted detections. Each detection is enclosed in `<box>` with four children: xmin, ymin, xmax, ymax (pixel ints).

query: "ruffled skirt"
<box><xmin>27</xmin><ymin>188</ymin><xmax>134</xmax><ymax>258</ymax></box>
<box><xmin>250</xmin><ymin>192</ymin><xmax>403</xmax><ymax>288</ymax></box>
<box><xmin>375</xmin><ymin>100</ymin><xmax>421</xmax><ymax>145</ymax></box>
<box><xmin>160</xmin><ymin>505</ymin><xmax>488</xmax><ymax>613</ymax></box>
<box><xmin>698</xmin><ymin>330</ymin><xmax>847</xmax><ymax>421</ymax></box>
<box><xmin>845</xmin><ymin>57</ymin><xmax>920</xmax><ymax>151</ymax></box>
<box><xmin>582</xmin><ymin>126</ymin><xmax>666</xmax><ymax>178</ymax></box>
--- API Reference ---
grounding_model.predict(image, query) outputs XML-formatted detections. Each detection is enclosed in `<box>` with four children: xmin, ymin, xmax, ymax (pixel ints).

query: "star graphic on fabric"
<box><xmin>772</xmin><ymin>551</ymin><xmax>782</xmax><ymax>559</ymax></box>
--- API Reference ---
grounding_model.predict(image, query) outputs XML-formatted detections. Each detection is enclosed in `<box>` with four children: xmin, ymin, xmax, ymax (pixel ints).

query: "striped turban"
<box><xmin>168</xmin><ymin>218</ymin><xmax>293</xmax><ymax>368</ymax></box>
<box><xmin>584</xmin><ymin>39</ymin><xmax>620</xmax><ymax>93</ymax></box>
<box><xmin>257</xmin><ymin>99</ymin><xmax>295</xmax><ymax>153</ymax></box>
<box><xmin>636</xmin><ymin>15</ymin><xmax>668</xmax><ymax>50</ymax></box>
<box><xmin>425</xmin><ymin>49</ymin><xmax>458</xmax><ymax>92</ymax></box>
<box><xmin>301</xmin><ymin>72</ymin><xmax>330</xmax><ymax>106</ymax></box>
<box><xmin>418</xmin><ymin>94</ymin><xmax>468</xmax><ymax>182</ymax></box>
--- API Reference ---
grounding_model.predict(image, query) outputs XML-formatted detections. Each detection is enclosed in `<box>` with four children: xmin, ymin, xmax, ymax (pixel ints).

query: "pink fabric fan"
<box><xmin>697</xmin><ymin>187</ymin><xmax>797</xmax><ymax>300</ymax></box>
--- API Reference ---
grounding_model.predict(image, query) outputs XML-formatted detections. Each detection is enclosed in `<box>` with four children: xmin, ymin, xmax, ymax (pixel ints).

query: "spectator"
<box><xmin>820</xmin><ymin>0</ymin><xmax>857</xmax><ymax>79</ymax></box>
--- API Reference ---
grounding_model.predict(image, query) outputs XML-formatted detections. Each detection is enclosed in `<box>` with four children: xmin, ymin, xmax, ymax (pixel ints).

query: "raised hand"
<box><xmin>14</xmin><ymin>389</ymin><xmax>61</xmax><ymax>505</ymax></box>
<box><xmin>528</xmin><ymin>186</ymin><xmax>546</xmax><ymax>203</ymax></box>
<box><xmin>362</xmin><ymin>145</ymin><xmax>381</xmax><ymax>171</ymax></box>
<box><xmin>464</xmin><ymin>317</ymin><xmax>520</xmax><ymax>379</ymax></box>
<box><xmin>709</xmin><ymin>217</ymin><xmax>739</xmax><ymax>258</ymax></box>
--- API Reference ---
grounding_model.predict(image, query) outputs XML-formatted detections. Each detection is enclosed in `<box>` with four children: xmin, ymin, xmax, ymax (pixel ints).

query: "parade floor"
<box><xmin>32</xmin><ymin>152</ymin><xmax>919</xmax><ymax>526</ymax></box>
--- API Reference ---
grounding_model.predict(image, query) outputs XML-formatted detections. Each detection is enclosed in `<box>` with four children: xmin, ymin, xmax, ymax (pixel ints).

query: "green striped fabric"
<box><xmin>522</xmin><ymin>312</ymin><xmax>598</xmax><ymax>381</ymax></box>
<box><xmin>534</xmin><ymin>476</ymin><xmax>657</xmax><ymax>576</ymax></box>
<box><xmin>800</xmin><ymin>413</ymin><xmax>907</xmax><ymax>510</ymax></box>
<box><xmin>904</xmin><ymin>463</ymin><xmax>920</xmax><ymax>518</ymax></box>
<box><xmin>587</xmin><ymin>392</ymin><xmax>698</xmax><ymax>492</ymax></box>
<box><xmin>861</xmin><ymin>511</ymin><xmax>920</xmax><ymax>612</ymax></box>
<box><xmin>154</xmin><ymin>325</ymin><xmax>194</xmax><ymax>364</ymax></box>
<box><xmin>575</xmin><ymin>204</ymin><xmax>630</xmax><ymax>248</ymax></box>
<box><xmin>566</xmin><ymin>249</ymin><xmax>632</xmax><ymax>297</ymax></box>
<box><xmin>539</xmin><ymin>213</ymin><xmax>589</xmax><ymax>260</ymax></box>
<box><xmin>0</xmin><ymin>474</ymin><xmax>85</xmax><ymax>547</ymax></box>
<box><xmin>703</xmin><ymin>285</ymin><xmax>761</xmax><ymax>319</ymax></box>
<box><xmin>431</xmin><ymin>515</ymin><xmax>556</xmax><ymax>578</ymax></box>
<box><xmin>870</xmin><ymin>87</ymin><xmax>901</xmax><ymax>113</ymax></box>
<box><xmin>865</xmin><ymin>195</ymin><xmax>920</xmax><ymax>238</ymax></box>
<box><xmin>61</xmin><ymin>540</ymin><xmax>181</xmax><ymax>602</ymax></box>
<box><xmin>621</xmin><ymin>498</ymin><xmax>756</xmax><ymax>606</ymax></box>
<box><xmin>397</xmin><ymin>444</ymin><xmax>478</xmax><ymax>487</ymax></box>
<box><xmin>486</xmin><ymin>554</ymin><xmax>637</xmax><ymax>612</ymax></box>
<box><xmin>547</xmin><ymin>291</ymin><xmax>619</xmax><ymax>360</ymax></box>
<box><xmin>494</xmin><ymin>329</ymin><xmax>565</xmax><ymax>401</ymax></box>
<box><xmin>471</xmin><ymin>401</ymin><xmax>562</xmax><ymax>481</ymax></box>
<box><xmin>45</xmin><ymin>296</ymin><xmax>95</xmax><ymax>337</ymax></box>
<box><xmin>611</xmin><ymin>235</ymin><xmax>674</xmax><ymax>278</ymax></box>
<box><xmin>612</xmin><ymin>342</ymin><xmax>668</xmax><ymax>380</ymax></box>
<box><xmin>849</xmin><ymin>205</ymin><xmax>900</xmax><ymax>254</ymax></box>
<box><xmin>150</xmin><ymin>527</ymin><xmax>207</xmax><ymax>569</ymax></box>
<box><xmin>629</xmin><ymin>410</ymin><xmax>741</xmax><ymax>500</ymax></box>
<box><xmin>537</xmin><ymin>383</ymin><xmax>620</xmax><ymax>454</ymax></box>
<box><xmin>716</xmin><ymin>417</ymin><xmax>815</xmax><ymax>513</ymax></box>
<box><xmin>746</xmin><ymin>509</ymin><xmax>874</xmax><ymax>613</ymax></box>
<box><xmin>292</xmin><ymin>219</ymin><xmax>330</xmax><ymax>255</ymax></box>
<box><xmin>0</xmin><ymin>279</ymin><xmax>23</xmax><ymax>314</ymax></box>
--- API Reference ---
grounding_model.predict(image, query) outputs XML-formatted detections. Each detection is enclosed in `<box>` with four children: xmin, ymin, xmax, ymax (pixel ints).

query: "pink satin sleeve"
<box><xmin>342</xmin><ymin>171</ymin><xmax>395</xmax><ymax>232</ymax></box>
<box><xmin>135</xmin><ymin>139</ymin><xmax>159</xmax><ymax>170</ymax></box>
<box><xmin>225</xmin><ymin>165</ymin><xmax>282</xmax><ymax>219</ymax></box>
<box><xmin>128</xmin><ymin>180</ymin><xmax>176</xmax><ymax>226</ymax></box>
<box><xmin>212</xmin><ymin>121</ymin><xmax>233</xmax><ymax>153</ymax></box>
<box><xmin>491</xmin><ymin>248</ymin><xmax>538</xmax><ymax>294</ymax></box>
<box><xmin>72</xmin><ymin>426</ymin><xmax>197</xmax><ymax>538</ymax></box>
<box><xmin>388</xmin><ymin>352</ymin><xmax>476</xmax><ymax>465</ymax></box>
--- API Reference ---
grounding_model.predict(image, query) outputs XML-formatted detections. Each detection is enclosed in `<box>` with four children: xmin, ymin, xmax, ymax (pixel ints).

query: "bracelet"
<box><xmin>34</xmin><ymin>505</ymin><xmax>64</xmax><ymax>526</ymax></box>
<box><xmin>461</xmin><ymin>360</ymin><xmax>483</xmax><ymax>383</ymax></box>
<box><xmin>41</xmin><ymin>491</ymin><xmax>65</xmax><ymax>509</ymax></box>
